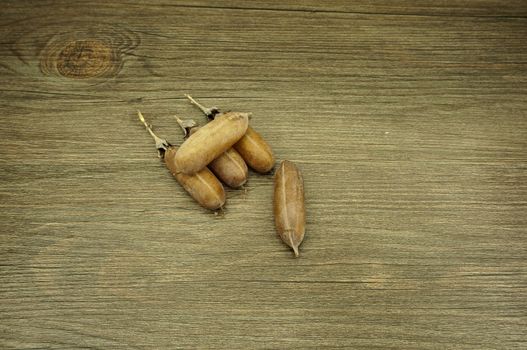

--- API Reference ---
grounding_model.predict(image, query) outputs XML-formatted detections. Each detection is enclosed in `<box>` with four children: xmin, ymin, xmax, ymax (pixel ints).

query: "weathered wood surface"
<box><xmin>1</xmin><ymin>1</ymin><xmax>526</xmax><ymax>349</ymax></box>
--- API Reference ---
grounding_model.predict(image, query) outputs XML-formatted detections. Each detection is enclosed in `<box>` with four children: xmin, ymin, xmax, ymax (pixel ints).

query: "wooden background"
<box><xmin>1</xmin><ymin>1</ymin><xmax>526</xmax><ymax>349</ymax></box>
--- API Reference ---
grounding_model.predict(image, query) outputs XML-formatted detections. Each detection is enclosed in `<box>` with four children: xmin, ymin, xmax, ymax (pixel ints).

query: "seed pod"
<box><xmin>233</xmin><ymin>126</ymin><xmax>274</xmax><ymax>173</ymax></box>
<box><xmin>165</xmin><ymin>148</ymin><xmax>226</xmax><ymax>210</ymax></box>
<box><xmin>209</xmin><ymin>148</ymin><xmax>248</xmax><ymax>188</ymax></box>
<box><xmin>175</xmin><ymin>116</ymin><xmax>248</xmax><ymax>188</ymax></box>
<box><xmin>174</xmin><ymin>111</ymin><xmax>249</xmax><ymax>174</ymax></box>
<box><xmin>273</xmin><ymin>160</ymin><xmax>305</xmax><ymax>257</ymax></box>
<box><xmin>185</xmin><ymin>94</ymin><xmax>275</xmax><ymax>173</ymax></box>
<box><xmin>138</xmin><ymin>111</ymin><xmax>225</xmax><ymax>210</ymax></box>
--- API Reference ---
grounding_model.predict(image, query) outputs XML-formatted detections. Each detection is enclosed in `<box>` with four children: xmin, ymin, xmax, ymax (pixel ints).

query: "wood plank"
<box><xmin>1</xmin><ymin>1</ymin><xmax>526</xmax><ymax>349</ymax></box>
<box><xmin>3</xmin><ymin>0</ymin><xmax>527</xmax><ymax>17</ymax></box>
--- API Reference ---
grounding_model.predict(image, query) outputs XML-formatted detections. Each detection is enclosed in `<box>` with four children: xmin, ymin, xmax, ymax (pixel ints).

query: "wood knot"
<box><xmin>56</xmin><ymin>39</ymin><xmax>116</xmax><ymax>79</ymax></box>
<box><xmin>39</xmin><ymin>25</ymin><xmax>139</xmax><ymax>81</ymax></box>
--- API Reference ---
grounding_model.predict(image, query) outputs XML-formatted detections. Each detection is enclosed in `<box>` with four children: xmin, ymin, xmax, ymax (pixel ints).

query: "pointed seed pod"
<box><xmin>174</xmin><ymin>111</ymin><xmax>249</xmax><ymax>174</ymax></box>
<box><xmin>273</xmin><ymin>160</ymin><xmax>305</xmax><ymax>257</ymax></box>
<box><xmin>138</xmin><ymin>111</ymin><xmax>225</xmax><ymax>210</ymax></box>
<box><xmin>175</xmin><ymin>116</ymin><xmax>248</xmax><ymax>188</ymax></box>
<box><xmin>185</xmin><ymin>94</ymin><xmax>275</xmax><ymax>173</ymax></box>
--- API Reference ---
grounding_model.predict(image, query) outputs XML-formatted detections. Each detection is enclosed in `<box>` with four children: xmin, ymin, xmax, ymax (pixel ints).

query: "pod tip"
<box><xmin>284</xmin><ymin>231</ymin><xmax>300</xmax><ymax>257</ymax></box>
<box><xmin>292</xmin><ymin>245</ymin><xmax>299</xmax><ymax>258</ymax></box>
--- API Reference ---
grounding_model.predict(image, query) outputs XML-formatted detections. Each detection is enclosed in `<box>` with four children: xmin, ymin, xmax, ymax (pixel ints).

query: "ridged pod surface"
<box><xmin>209</xmin><ymin>148</ymin><xmax>248</xmax><ymax>188</ymax></box>
<box><xmin>184</xmin><ymin>95</ymin><xmax>274</xmax><ymax>174</ymax></box>
<box><xmin>138</xmin><ymin>111</ymin><xmax>226</xmax><ymax>210</ymax></box>
<box><xmin>165</xmin><ymin>147</ymin><xmax>226</xmax><ymax>210</ymax></box>
<box><xmin>174</xmin><ymin>112</ymin><xmax>249</xmax><ymax>174</ymax></box>
<box><xmin>273</xmin><ymin>160</ymin><xmax>305</xmax><ymax>257</ymax></box>
<box><xmin>181</xmin><ymin>121</ymin><xmax>248</xmax><ymax>188</ymax></box>
<box><xmin>233</xmin><ymin>126</ymin><xmax>275</xmax><ymax>173</ymax></box>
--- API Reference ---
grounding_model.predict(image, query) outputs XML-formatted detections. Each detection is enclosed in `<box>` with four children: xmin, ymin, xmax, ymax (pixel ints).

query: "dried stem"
<box><xmin>137</xmin><ymin>110</ymin><xmax>170</xmax><ymax>157</ymax></box>
<box><xmin>184</xmin><ymin>94</ymin><xmax>220</xmax><ymax>120</ymax></box>
<box><xmin>174</xmin><ymin>115</ymin><xmax>197</xmax><ymax>138</ymax></box>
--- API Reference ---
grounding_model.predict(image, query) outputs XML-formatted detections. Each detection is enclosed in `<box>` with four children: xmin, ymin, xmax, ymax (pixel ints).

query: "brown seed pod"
<box><xmin>209</xmin><ymin>148</ymin><xmax>248</xmax><ymax>188</ymax></box>
<box><xmin>138</xmin><ymin>111</ymin><xmax>226</xmax><ymax>210</ymax></box>
<box><xmin>273</xmin><ymin>160</ymin><xmax>305</xmax><ymax>257</ymax></box>
<box><xmin>165</xmin><ymin>148</ymin><xmax>226</xmax><ymax>210</ymax></box>
<box><xmin>174</xmin><ymin>111</ymin><xmax>249</xmax><ymax>174</ymax></box>
<box><xmin>233</xmin><ymin>126</ymin><xmax>274</xmax><ymax>173</ymax></box>
<box><xmin>175</xmin><ymin>116</ymin><xmax>248</xmax><ymax>188</ymax></box>
<box><xmin>185</xmin><ymin>94</ymin><xmax>275</xmax><ymax>173</ymax></box>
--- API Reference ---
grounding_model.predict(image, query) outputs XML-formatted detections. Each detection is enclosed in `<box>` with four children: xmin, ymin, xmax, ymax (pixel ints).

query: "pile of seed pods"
<box><xmin>138</xmin><ymin>95</ymin><xmax>305</xmax><ymax>257</ymax></box>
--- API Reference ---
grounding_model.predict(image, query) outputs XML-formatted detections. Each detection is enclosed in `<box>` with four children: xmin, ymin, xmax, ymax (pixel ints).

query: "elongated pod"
<box><xmin>273</xmin><ymin>160</ymin><xmax>305</xmax><ymax>257</ymax></box>
<box><xmin>233</xmin><ymin>126</ymin><xmax>274</xmax><ymax>173</ymax></box>
<box><xmin>175</xmin><ymin>117</ymin><xmax>248</xmax><ymax>188</ymax></box>
<box><xmin>185</xmin><ymin>95</ymin><xmax>275</xmax><ymax>173</ymax></box>
<box><xmin>174</xmin><ymin>112</ymin><xmax>249</xmax><ymax>174</ymax></box>
<box><xmin>138</xmin><ymin>111</ymin><xmax>225</xmax><ymax>210</ymax></box>
<box><xmin>165</xmin><ymin>147</ymin><xmax>226</xmax><ymax>210</ymax></box>
<box><xmin>209</xmin><ymin>148</ymin><xmax>248</xmax><ymax>188</ymax></box>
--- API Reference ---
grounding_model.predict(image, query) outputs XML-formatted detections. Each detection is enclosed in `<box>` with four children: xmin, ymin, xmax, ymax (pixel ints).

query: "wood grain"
<box><xmin>1</xmin><ymin>1</ymin><xmax>526</xmax><ymax>349</ymax></box>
